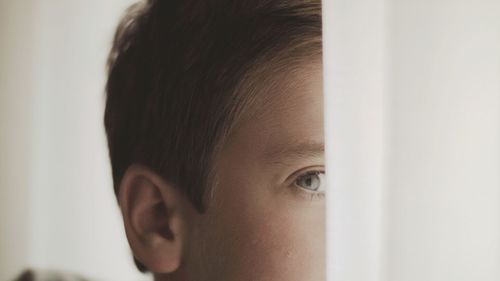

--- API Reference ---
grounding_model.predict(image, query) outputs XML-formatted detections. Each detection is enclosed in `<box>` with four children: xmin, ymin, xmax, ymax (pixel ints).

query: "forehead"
<box><xmin>222</xmin><ymin>59</ymin><xmax>324</xmax><ymax>164</ymax></box>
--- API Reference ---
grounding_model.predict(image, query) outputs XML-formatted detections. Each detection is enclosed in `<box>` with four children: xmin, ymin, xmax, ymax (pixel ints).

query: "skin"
<box><xmin>119</xmin><ymin>60</ymin><xmax>324</xmax><ymax>281</ymax></box>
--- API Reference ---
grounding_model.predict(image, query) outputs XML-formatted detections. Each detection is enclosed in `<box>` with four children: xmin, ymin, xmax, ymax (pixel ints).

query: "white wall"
<box><xmin>0</xmin><ymin>1</ymin><xmax>36</xmax><ymax>279</ymax></box>
<box><xmin>0</xmin><ymin>1</ymin><xmax>148</xmax><ymax>280</ymax></box>
<box><xmin>325</xmin><ymin>0</ymin><xmax>500</xmax><ymax>280</ymax></box>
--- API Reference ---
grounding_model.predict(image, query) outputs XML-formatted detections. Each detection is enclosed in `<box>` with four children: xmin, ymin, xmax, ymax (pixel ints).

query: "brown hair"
<box><xmin>104</xmin><ymin>0</ymin><xmax>321</xmax><ymax>272</ymax></box>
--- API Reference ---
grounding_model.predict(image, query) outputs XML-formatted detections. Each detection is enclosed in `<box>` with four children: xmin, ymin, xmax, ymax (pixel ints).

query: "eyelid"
<box><xmin>286</xmin><ymin>165</ymin><xmax>325</xmax><ymax>183</ymax></box>
<box><xmin>286</xmin><ymin>166</ymin><xmax>325</xmax><ymax>184</ymax></box>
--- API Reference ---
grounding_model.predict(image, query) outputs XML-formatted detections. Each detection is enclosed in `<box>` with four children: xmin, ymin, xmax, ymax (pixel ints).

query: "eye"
<box><xmin>294</xmin><ymin>171</ymin><xmax>326</xmax><ymax>193</ymax></box>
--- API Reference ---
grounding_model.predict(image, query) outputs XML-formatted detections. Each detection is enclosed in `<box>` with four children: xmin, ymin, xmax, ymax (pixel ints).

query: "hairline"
<box><xmin>204</xmin><ymin>41</ymin><xmax>323</xmax><ymax>207</ymax></box>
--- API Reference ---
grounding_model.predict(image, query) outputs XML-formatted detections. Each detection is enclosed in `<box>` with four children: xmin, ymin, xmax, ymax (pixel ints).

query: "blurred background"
<box><xmin>0</xmin><ymin>0</ymin><xmax>147</xmax><ymax>280</ymax></box>
<box><xmin>1</xmin><ymin>0</ymin><xmax>499</xmax><ymax>281</ymax></box>
<box><xmin>325</xmin><ymin>0</ymin><xmax>500</xmax><ymax>281</ymax></box>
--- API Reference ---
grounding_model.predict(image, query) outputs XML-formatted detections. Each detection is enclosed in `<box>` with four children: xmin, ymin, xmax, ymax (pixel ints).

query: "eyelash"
<box><xmin>291</xmin><ymin>169</ymin><xmax>326</xmax><ymax>200</ymax></box>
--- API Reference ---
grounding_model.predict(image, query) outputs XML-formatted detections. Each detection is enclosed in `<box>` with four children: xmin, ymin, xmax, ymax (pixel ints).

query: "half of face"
<box><xmin>118</xmin><ymin>59</ymin><xmax>325</xmax><ymax>281</ymax></box>
<box><xmin>185</xmin><ymin>59</ymin><xmax>325</xmax><ymax>281</ymax></box>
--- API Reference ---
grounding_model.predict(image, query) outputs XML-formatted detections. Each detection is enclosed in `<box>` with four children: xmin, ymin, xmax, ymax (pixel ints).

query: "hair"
<box><xmin>104</xmin><ymin>0</ymin><xmax>322</xmax><ymax>272</ymax></box>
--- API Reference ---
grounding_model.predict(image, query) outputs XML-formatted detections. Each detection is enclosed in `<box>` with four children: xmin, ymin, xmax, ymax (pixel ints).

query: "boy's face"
<box><xmin>185</xmin><ymin>60</ymin><xmax>325</xmax><ymax>281</ymax></box>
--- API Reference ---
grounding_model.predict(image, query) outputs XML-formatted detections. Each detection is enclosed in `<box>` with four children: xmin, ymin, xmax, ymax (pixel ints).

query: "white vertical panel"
<box><xmin>324</xmin><ymin>0</ymin><xmax>388</xmax><ymax>280</ymax></box>
<box><xmin>385</xmin><ymin>0</ymin><xmax>500</xmax><ymax>280</ymax></box>
<box><xmin>325</xmin><ymin>0</ymin><xmax>500</xmax><ymax>280</ymax></box>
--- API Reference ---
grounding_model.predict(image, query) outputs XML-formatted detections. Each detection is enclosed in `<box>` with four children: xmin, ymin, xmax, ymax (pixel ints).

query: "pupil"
<box><xmin>305</xmin><ymin>177</ymin><xmax>313</xmax><ymax>186</ymax></box>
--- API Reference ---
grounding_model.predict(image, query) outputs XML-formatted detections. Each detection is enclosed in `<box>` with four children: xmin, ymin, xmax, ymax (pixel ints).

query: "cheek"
<box><xmin>197</xmin><ymin>184</ymin><xmax>325</xmax><ymax>281</ymax></box>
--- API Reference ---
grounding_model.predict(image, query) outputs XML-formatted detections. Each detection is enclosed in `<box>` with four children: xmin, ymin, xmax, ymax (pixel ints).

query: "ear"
<box><xmin>118</xmin><ymin>164</ymin><xmax>192</xmax><ymax>273</ymax></box>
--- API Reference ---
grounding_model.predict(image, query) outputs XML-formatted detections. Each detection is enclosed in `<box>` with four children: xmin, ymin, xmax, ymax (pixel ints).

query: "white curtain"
<box><xmin>325</xmin><ymin>0</ymin><xmax>500</xmax><ymax>280</ymax></box>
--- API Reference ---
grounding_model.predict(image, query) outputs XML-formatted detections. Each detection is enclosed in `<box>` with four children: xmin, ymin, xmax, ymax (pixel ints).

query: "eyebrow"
<box><xmin>263</xmin><ymin>141</ymin><xmax>325</xmax><ymax>165</ymax></box>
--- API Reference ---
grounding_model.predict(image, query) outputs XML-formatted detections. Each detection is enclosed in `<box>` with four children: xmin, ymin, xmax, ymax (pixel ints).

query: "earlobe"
<box><xmin>118</xmin><ymin>164</ymin><xmax>188</xmax><ymax>273</ymax></box>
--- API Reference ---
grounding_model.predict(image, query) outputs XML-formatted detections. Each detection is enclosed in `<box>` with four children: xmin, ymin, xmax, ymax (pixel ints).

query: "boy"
<box><xmin>105</xmin><ymin>0</ymin><xmax>324</xmax><ymax>280</ymax></box>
